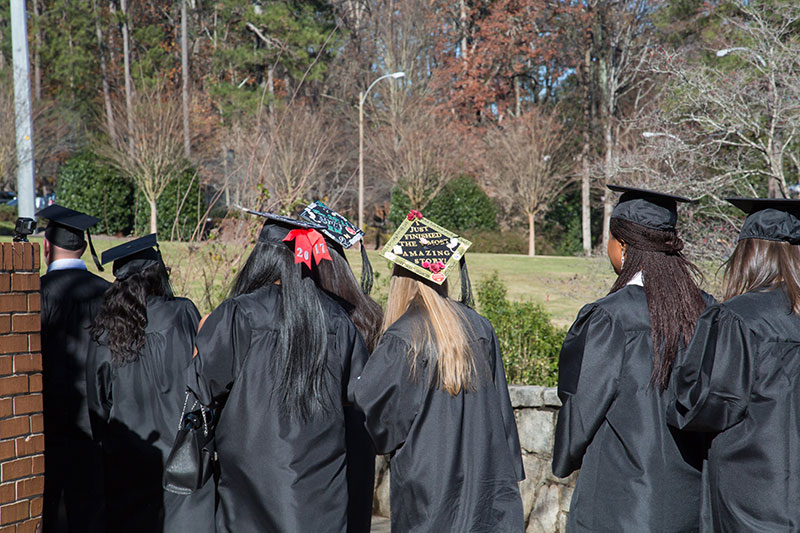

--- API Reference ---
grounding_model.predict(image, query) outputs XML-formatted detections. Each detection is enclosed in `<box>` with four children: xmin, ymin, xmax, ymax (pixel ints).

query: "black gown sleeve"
<box><xmin>351</xmin><ymin>334</ymin><xmax>425</xmax><ymax>455</ymax></box>
<box><xmin>187</xmin><ymin>299</ymin><xmax>252</xmax><ymax>407</ymax></box>
<box><xmin>491</xmin><ymin>329</ymin><xmax>525</xmax><ymax>481</ymax></box>
<box><xmin>667</xmin><ymin>304</ymin><xmax>754</xmax><ymax>432</ymax></box>
<box><xmin>552</xmin><ymin>305</ymin><xmax>626</xmax><ymax>477</ymax></box>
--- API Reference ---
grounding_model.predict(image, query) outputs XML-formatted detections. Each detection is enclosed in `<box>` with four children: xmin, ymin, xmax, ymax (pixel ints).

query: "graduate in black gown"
<box><xmin>38</xmin><ymin>204</ymin><xmax>109</xmax><ymax>533</ymax></box>
<box><xmin>552</xmin><ymin>186</ymin><xmax>714</xmax><ymax>532</ymax></box>
<box><xmin>187</xmin><ymin>212</ymin><xmax>372</xmax><ymax>532</ymax></box>
<box><xmin>86</xmin><ymin>234</ymin><xmax>211</xmax><ymax>533</ymax></box>
<box><xmin>668</xmin><ymin>198</ymin><xmax>800</xmax><ymax>531</ymax></box>
<box><xmin>351</xmin><ymin>211</ymin><xmax>525</xmax><ymax>532</ymax></box>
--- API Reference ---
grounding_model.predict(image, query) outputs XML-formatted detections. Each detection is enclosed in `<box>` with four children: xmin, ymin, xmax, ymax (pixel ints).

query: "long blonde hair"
<box><xmin>383</xmin><ymin>272</ymin><xmax>476</xmax><ymax>396</ymax></box>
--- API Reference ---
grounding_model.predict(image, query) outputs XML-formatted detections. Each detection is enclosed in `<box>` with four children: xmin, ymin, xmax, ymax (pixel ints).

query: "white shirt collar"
<box><xmin>47</xmin><ymin>258</ymin><xmax>87</xmax><ymax>273</ymax></box>
<box><xmin>627</xmin><ymin>271</ymin><xmax>644</xmax><ymax>286</ymax></box>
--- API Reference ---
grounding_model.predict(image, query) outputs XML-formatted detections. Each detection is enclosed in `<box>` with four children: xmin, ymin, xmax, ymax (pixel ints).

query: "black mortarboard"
<box><xmin>727</xmin><ymin>198</ymin><xmax>800</xmax><ymax>244</ymax></box>
<box><xmin>608</xmin><ymin>185</ymin><xmax>692</xmax><ymax>231</ymax></box>
<box><xmin>101</xmin><ymin>233</ymin><xmax>162</xmax><ymax>280</ymax></box>
<box><xmin>240</xmin><ymin>209</ymin><xmax>326</xmax><ymax>243</ymax></box>
<box><xmin>37</xmin><ymin>204</ymin><xmax>104</xmax><ymax>271</ymax></box>
<box><xmin>298</xmin><ymin>201</ymin><xmax>374</xmax><ymax>294</ymax></box>
<box><xmin>381</xmin><ymin>210</ymin><xmax>474</xmax><ymax>306</ymax></box>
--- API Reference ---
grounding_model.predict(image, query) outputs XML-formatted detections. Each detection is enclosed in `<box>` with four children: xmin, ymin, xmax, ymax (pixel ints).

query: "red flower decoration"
<box><xmin>421</xmin><ymin>260</ymin><xmax>445</xmax><ymax>274</ymax></box>
<box><xmin>407</xmin><ymin>210</ymin><xmax>423</xmax><ymax>221</ymax></box>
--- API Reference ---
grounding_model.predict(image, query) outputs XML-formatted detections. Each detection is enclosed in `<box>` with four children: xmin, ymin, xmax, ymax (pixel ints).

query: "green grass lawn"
<box><xmin>2</xmin><ymin>233</ymin><xmax>724</xmax><ymax>325</ymax></box>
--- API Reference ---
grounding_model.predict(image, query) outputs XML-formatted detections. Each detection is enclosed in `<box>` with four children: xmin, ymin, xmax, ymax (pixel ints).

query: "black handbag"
<box><xmin>163</xmin><ymin>391</ymin><xmax>217</xmax><ymax>495</ymax></box>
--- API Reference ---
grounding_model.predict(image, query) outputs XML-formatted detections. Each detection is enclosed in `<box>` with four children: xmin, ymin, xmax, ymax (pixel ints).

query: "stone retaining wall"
<box><xmin>372</xmin><ymin>385</ymin><xmax>576</xmax><ymax>532</ymax></box>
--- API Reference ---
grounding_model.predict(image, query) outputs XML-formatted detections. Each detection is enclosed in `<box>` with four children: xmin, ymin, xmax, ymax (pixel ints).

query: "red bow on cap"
<box><xmin>283</xmin><ymin>229</ymin><xmax>332</xmax><ymax>269</ymax></box>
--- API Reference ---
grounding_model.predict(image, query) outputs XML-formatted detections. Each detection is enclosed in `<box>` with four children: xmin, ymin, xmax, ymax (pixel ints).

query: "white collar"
<box><xmin>627</xmin><ymin>271</ymin><xmax>644</xmax><ymax>286</ymax></box>
<box><xmin>47</xmin><ymin>258</ymin><xmax>87</xmax><ymax>273</ymax></box>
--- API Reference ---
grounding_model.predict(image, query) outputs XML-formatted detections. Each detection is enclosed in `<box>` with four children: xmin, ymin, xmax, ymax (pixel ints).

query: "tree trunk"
<box><xmin>149</xmin><ymin>197</ymin><xmax>158</xmax><ymax>235</ymax></box>
<box><xmin>94</xmin><ymin>0</ymin><xmax>116</xmax><ymax>140</ymax></box>
<box><xmin>120</xmin><ymin>0</ymin><xmax>134</xmax><ymax>153</ymax></box>
<box><xmin>33</xmin><ymin>0</ymin><xmax>41</xmax><ymax>101</ymax></box>
<box><xmin>581</xmin><ymin>45</ymin><xmax>593</xmax><ymax>256</ymax></box>
<box><xmin>601</xmin><ymin>101</ymin><xmax>614</xmax><ymax>252</ymax></box>
<box><xmin>181</xmin><ymin>0</ymin><xmax>191</xmax><ymax>158</ymax></box>
<box><xmin>528</xmin><ymin>213</ymin><xmax>536</xmax><ymax>257</ymax></box>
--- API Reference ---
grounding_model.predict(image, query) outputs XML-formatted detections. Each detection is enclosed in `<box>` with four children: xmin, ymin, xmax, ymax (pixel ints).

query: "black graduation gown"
<box><xmin>351</xmin><ymin>303</ymin><xmax>525</xmax><ymax>533</ymax></box>
<box><xmin>553</xmin><ymin>285</ymin><xmax>713</xmax><ymax>532</ymax></box>
<box><xmin>87</xmin><ymin>296</ymin><xmax>212</xmax><ymax>533</ymax></box>
<box><xmin>41</xmin><ymin>268</ymin><xmax>110</xmax><ymax>533</ymax></box>
<box><xmin>187</xmin><ymin>284</ymin><xmax>372</xmax><ymax>533</ymax></box>
<box><xmin>668</xmin><ymin>288</ymin><xmax>800</xmax><ymax>532</ymax></box>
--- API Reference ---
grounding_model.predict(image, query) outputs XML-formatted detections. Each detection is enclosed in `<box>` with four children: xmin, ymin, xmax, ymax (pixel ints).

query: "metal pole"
<box><xmin>358</xmin><ymin>91</ymin><xmax>364</xmax><ymax>234</ymax></box>
<box><xmin>10</xmin><ymin>0</ymin><xmax>36</xmax><ymax>220</ymax></box>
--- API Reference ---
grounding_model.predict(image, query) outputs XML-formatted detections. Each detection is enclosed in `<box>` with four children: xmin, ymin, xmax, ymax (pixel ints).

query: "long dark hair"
<box><xmin>609</xmin><ymin>217</ymin><xmax>706</xmax><ymax>390</ymax></box>
<box><xmin>230</xmin><ymin>240</ymin><xmax>332</xmax><ymax>420</ymax></box>
<box><xmin>722</xmin><ymin>238</ymin><xmax>800</xmax><ymax>313</ymax></box>
<box><xmin>316</xmin><ymin>247</ymin><xmax>383</xmax><ymax>351</ymax></box>
<box><xmin>91</xmin><ymin>262</ymin><xmax>173</xmax><ymax>365</ymax></box>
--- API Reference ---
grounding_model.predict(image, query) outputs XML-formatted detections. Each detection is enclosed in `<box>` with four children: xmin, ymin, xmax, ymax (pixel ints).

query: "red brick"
<box><xmin>0</xmin><ymin>336</ymin><xmax>27</xmax><ymax>355</ymax></box>
<box><xmin>27</xmin><ymin>336</ymin><xmax>39</xmax><ymax>353</ymax></box>
<box><xmin>10</xmin><ymin>246</ymin><xmax>23</xmax><ymax>272</ymax></box>
<box><xmin>21</xmin><ymin>245</ymin><xmax>33</xmax><ymax>272</ymax></box>
<box><xmin>0</xmin><ymin>441</ymin><xmax>14</xmax><ymax>462</ymax></box>
<box><xmin>14</xmin><ymin>435</ymin><xmax>43</xmax><ymax>457</ymax></box>
<box><xmin>12</xmin><ymin>355</ymin><xmax>40</xmax><ymax>374</ymax></box>
<box><xmin>15</xmin><ymin>477</ymin><xmax>43</xmax><ymax>500</ymax></box>
<box><xmin>0</xmin><ymin>417</ymin><xmax>29</xmax><ymax>439</ymax></box>
<box><xmin>1</xmin><ymin>244</ymin><xmax>11</xmax><ymax>271</ymax></box>
<box><xmin>0</xmin><ymin>500</ymin><xmax>28</xmax><ymax>525</ymax></box>
<box><xmin>0</xmin><ymin>275</ymin><xmax>9</xmax><ymax>293</ymax></box>
<box><xmin>28</xmin><ymin>496</ymin><xmax>42</xmax><ymax>517</ymax></box>
<box><xmin>31</xmin><ymin>244</ymin><xmax>40</xmax><ymax>271</ymax></box>
<box><xmin>0</xmin><ymin>483</ymin><xmax>14</xmax><ymax>505</ymax></box>
<box><xmin>31</xmin><ymin>456</ymin><xmax>43</xmax><ymax>476</ymax></box>
<box><xmin>26</xmin><ymin>295</ymin><xmax>39</xmax><ymax>313</ymax></box>
<box><xmin>0</xmin><ymin>525</ymin><xmax>13</xmax><ymax>533</ymax></box>
<box><xmin>11</xmin><ymin>315</ymin><xmax>38</xmax><ymax>334</ymax></box>
<box><xmin>0</xmin><ymin>357</ymin><xmax>11</xmax><ymax>376</ymax></box>
<box><xmin>12</xmin><ymin>396</ymin><xmax>41</xmax><ymax>417</ymax></box>
<box><xmin>0</xmin><ymin>376</ymin><xmax>27</xmax><ymax>396</ymax></box>
<box><xmin>0</xmin><ymin>295</ymin><xmax>27</xmax><ymax>314</ymax></box>
<box><xmin>28</xmin><ymin>415</ymin><xmax>42</xmax><ymax>434</ymax></box>
<box><xmin>0</xmin><ymin>400</ymin><xmax>10</xmax><ymax>418</ymax></box>
<box><xmin>10</xmin><ymin>275</ymin><xmax>38</xmax><ymax>293</ymax></box>
<box><xmin>17</xmin><ymin>518</ymin><xmax>41</xmax><ymax>533</ymax></box>
<box><xmin>0</xmin><ymin>458</ymin><xmax>31</xmax><ymax>482</ymax></box>
<box><xmin>0</xmin><ymin>318</ymin><xmax>9</xmax><ymax>336</ymax></box>
<box><xmin>27</xmin><ymin>375</ymin><xmax>41</xmax><ymax>394</ymax></box>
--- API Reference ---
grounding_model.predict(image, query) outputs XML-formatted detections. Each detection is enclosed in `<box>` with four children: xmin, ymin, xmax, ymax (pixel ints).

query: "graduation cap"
<box><xmin>608</xmin><ymin>185</ymin><xmax>693</xmax><ymax>231</ymax></box>
<box><xmin>101</xmin><ymin>233</ymin><xmax>162</xmax><ymax>280</ymax></box>
<box><xmin>298</xmin><ymin>201</ymin><xmax>374</xmax><ymax>294</ymax></box>
<box><xmin>239</xmin><ymin>208</ymin><xmax>332</xmax><ymax>269</ymax></box>
<box><xmin>381</xmin><ymin>210</ymin><xmax>474</xmax><ymax>306</ymax></box>
<box><xmin>727</xmin><ymin>198</ymin><xmax>800</xmax><ymax>244</ymax></box>
<box><xmin>37</xmin><ymin>204</ymin><xmax>104</xmax><ymax>271</ymax></box>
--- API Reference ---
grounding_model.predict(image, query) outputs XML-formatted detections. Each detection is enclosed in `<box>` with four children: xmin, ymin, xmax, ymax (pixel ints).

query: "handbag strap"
<box><xmin>177</xmin><ymin>390</ymin><xmax>200</xmax><ymax>432</ymax></box>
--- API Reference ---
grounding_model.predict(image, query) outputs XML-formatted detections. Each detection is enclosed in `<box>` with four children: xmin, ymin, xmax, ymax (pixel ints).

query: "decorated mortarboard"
<box><xmin>239</xmin><ymin>207</ymin><xmax>332</xmax><ymax>269</ymax></box>
<box><xmin>101</xmin><ymin>233</ymin><xmax>163</xmax><ymax>280</ymax></box>
<box><xmin>381</xmin><ymin>210</ymin><xmax>474</xmax><ymax>306</ymax></box>
<box><xmin>608</xmin><ymin>185</ymin><xmax>693</xmax><ymax>231</ymax></box>
<box><xmin>727</xmin><ymin>198</ymin><xmax>800</xmax><ymax>244</ymax></box>
<box><xmin>298</xmin><ymin>201</ymin><xmax>374</xmax><ymax>293</ymax></box>
<box><xmin>37</xmin><ymin>204</ymin><xmax>104</xmax><ymax>271</ymax></box>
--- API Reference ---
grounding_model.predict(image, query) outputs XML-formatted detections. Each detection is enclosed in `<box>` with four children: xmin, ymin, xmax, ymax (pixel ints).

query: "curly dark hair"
<box><xmin>609</xmin><ymin>217</ymin><xmax>707</xmax><ymax>391</ymax></box>
<box><xmin>91</xmin><ymin>263</ymin><xmax>172</xmax><ymax>365</ymax></box>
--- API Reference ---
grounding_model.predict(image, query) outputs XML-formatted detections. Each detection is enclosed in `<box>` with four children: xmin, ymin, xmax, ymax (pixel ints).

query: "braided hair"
<box><xmin>608</xmin><ymin>217</ymin><xmax>706</xmax><ymax>391</ymax></box>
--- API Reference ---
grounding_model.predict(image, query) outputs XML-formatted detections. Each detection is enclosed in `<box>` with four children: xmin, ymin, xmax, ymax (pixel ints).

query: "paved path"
<box><xmin>371</xmin><ymin>515</ymin><xmax>390</xmax><ymax>532</ymax></box>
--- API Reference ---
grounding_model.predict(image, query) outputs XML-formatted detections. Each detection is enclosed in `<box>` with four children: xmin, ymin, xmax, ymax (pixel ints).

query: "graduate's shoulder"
<box><xmin>574</xmin><ymin>285</ymin><xmax>648</xmax><ymax>329</ymax></box>
<box><xmin>145</xmin><ymin>295</ymin><xmax>199</xmax><ymax>332</ymax></box>
<box><xmin>41</xmin><ymin>268</ymin><xmax>110</xmax><ymax>298</ymax></box>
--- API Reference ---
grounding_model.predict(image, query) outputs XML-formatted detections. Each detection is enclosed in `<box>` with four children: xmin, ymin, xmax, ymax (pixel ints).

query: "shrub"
<box><xmin>461</xmin><ymin>229</ymin><xmax>527</xmax><ymax>254</ymax></box>
<box><xmin>387</xmin><ymin>176</ymin><xmax>499</xmax><ymax>231</ymax></box>
<box><xmin>134</xmin><ymin>167</ymin><xmax>206</xmax><ymax>241</ymax></box>
<box><xmin>476</xmin><ymin>272</ymin><xmax>566</xmax><ymax>386</ymax></box>
<box><xmin>56</xmin><ymin>151</ymin><xmax>134</xmax><ymax>235</ymax></box>
<box><xmin>0</xmin><ymin>204</ymin><xmax>16</xmax><ymax>223</ymax></box>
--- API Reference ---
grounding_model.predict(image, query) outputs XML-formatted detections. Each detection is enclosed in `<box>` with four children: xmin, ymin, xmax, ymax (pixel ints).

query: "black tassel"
<box><xmin>360</xmin><ymin>244</ymin><xmax>374</xmax><ymax>295</ymax></box>
<box><xmin>459</xmin><ymin>256</ymin><xmax>474</xmax><ymax>308</ymax></box>
<box><xmin>86</xmin><ymin>229</ymin><xmax>104</xmax><ymax>272</ymax></box>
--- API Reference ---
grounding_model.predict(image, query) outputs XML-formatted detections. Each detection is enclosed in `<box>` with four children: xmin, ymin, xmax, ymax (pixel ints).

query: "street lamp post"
<box><xmin>358</xmin><ymin>71</ymin><xmax>405</xmax><ymax>233</ymax></box>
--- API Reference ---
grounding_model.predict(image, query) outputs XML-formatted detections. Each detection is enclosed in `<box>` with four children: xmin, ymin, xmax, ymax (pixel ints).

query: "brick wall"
<box><xmin>0</xmin><ymin>242</ymin><xmax>44</xmax><ymax>533</ymax></box>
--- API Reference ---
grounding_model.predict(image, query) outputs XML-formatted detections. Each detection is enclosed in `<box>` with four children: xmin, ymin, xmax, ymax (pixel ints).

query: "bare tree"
<box><xmin>98</xmin><ymin>86</ymin><xmax>189</xmax><ymax>234</ymax></box>
<box><xmin>483</xmin><ymin>107</ymin><xmax>572</xmax><ymax>256</ymax></box>
<box><xmin>652</xmin><ymin>0</ymin><xmax>800</xmax><ymax>199</ymax></box>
